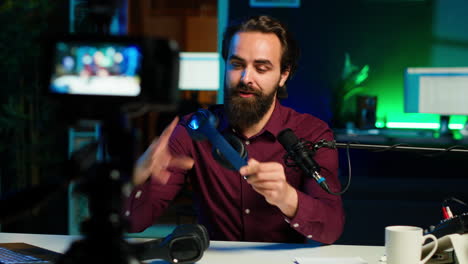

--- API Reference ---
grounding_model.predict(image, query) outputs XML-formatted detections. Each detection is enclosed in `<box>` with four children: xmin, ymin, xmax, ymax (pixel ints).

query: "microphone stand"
<box><xmin>304</xmin><ymin>138</ymin><xmax>468</xmax><ymax>196</ymax></box>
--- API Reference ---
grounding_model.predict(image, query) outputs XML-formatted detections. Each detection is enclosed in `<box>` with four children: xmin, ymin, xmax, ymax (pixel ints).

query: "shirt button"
<box><xmin>245</xmin><ymin>140</ymin><xmax>250</xmax><ymax>145</ymax></box>
<box><xmin>293</xmin><ymin>223</ymin><xmax>299</xmax><ymax>228</ymax></box>
<box><xmin>307</xmin><ymin>235</ymin><xmax>313</xmax><ymax>239</ymax></box>
<box><xmin>245</xmin><ymin>209</ymin><xmax>250</xmax><ymax>214</ymax></box>
<box><xmin>135</xmin><ymin>190</ymin><xmax>142</xmax><ymax>199</ymax></box>
<box><xmin>125</xmin><ymin>210</ymin><xmax>130</xmax><ymax>216</ymax></box>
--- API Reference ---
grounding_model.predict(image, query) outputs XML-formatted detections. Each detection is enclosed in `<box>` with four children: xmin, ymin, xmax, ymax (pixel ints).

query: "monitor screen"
<box><xmin>49</xmin><ymin>41</ymin><xmax>143</xmax><ymax>97</ymax></box>
<box><xmin>404</xmin><ymin>67</ymin><xmax>468</xmax><ymax>116</ymax></box>
<box><xmin>178</xmin><ymin>52</ymin><xmax>219</xmax><ymax>91</ymax></box>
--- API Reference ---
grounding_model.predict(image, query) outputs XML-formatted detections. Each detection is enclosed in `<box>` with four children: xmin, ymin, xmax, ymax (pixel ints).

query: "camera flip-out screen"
<box><xmin>44</xmin><ymin>34</ymin><xmax>180</xmax><ymax>120</ymax></box>
<box><xmin>50</xmin><ymin>40</ymin><xmax>143</xmax><ymax>97</ymax></box>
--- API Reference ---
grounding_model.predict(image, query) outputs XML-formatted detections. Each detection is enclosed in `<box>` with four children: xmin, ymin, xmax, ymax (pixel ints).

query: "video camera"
<box><xmin>36</xmin><ymin>33</ymin><xmax>211</xmax><ymax>264</ymax></box>
<box><xmin>42</xmin><ymin>33</ymin><xmax>180</xmax><ymax>120</ymax></box>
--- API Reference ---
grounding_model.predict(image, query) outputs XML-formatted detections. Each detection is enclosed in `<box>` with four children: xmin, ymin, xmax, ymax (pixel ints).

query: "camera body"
<box><xmin>43</xmin><ymin>34</ymin><xmax>180</xmax><ymax>120</ymax></box>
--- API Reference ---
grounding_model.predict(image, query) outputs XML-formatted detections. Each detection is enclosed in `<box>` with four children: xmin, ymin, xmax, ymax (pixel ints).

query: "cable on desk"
<box><xmin>308</xmin><ymin>140</ymin><xmax>352</xmax><ymax>196</ymax></box>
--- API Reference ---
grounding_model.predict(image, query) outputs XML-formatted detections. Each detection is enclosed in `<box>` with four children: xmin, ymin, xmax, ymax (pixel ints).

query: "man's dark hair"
<box><xmin>221</xmin><ymin>15</ymin><xmax>300</xmax><ymax>99</ymax></box>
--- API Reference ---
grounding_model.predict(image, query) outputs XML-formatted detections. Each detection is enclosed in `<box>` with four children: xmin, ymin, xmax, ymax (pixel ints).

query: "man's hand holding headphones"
<box><xmin>240</xmin><ymin>159</ymin><xmax>299</xmax><ymax>219</ymax></box>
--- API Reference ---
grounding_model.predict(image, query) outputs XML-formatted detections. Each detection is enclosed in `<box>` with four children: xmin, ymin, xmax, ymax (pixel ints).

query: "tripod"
<box><xmin>56</xmin><ymin>115</ymin><xmax>141</xmax><ymax>264</ymax></box>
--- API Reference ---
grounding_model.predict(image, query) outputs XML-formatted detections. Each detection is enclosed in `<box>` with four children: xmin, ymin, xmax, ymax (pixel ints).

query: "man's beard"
<box><xmin>224</xmin><ymin>83</ymin><xmax>277</xmax><ymax>131</ymax></box>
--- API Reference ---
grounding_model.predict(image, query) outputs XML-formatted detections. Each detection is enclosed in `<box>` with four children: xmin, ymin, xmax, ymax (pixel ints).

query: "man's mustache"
<box><xmin>231</xmin><ymin>83</ymin><xmax>261</xmax><ymax>96</ymax></box>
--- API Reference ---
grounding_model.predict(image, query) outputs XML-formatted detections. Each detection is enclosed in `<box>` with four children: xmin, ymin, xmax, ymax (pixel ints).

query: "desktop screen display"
<box><xmin>178</xmin><ymin>52</ymin><xmax>220</xmax><ymax>91</ymax></box>
<box><xmin>404</xmin><ymin>67</ymin><xmax>468</xmax><ymax>116</ymax></box>
<box><xmin>49</xmin><ymin>41</ymin><xmax>143</xmax><ymax>97</ymax></box>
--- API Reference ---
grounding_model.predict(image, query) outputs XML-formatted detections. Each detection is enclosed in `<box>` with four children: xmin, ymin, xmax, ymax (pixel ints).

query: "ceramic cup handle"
<box><xmin>420</xmin><ymin>234</ymin><xmax>438</xmax><ymax>264</ymax></box>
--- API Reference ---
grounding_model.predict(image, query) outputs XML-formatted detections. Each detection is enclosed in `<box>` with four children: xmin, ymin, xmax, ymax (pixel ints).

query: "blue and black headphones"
<box><xmin>183</xmin><ymin>108</ymin><xmax>248</xmax><ymax>171</ymax></box>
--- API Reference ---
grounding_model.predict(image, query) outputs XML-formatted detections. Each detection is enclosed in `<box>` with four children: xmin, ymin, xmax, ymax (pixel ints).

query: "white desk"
<box><xmin>0</xmin><ymin>232</ymin><xmax>385</xmax><ymax>264</ymax></box>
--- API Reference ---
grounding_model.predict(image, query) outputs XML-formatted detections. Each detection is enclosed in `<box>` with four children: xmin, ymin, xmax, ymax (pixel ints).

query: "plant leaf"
<box><xmin>343</xmin><ymin>87</ymin><xmax>365</xmax><ymax>102</ymax></box>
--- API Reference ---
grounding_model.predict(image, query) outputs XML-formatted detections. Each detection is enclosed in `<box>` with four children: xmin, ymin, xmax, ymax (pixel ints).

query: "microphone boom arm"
<box><xmin>334</xmin><ymin>142</ymin><xmax>468</xmax><ymax>154</ymax></box>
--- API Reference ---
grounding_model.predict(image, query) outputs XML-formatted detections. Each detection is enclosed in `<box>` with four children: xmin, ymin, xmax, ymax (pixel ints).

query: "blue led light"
<box><xmin>188</xmin><ymin>118</ymin><xmax>200</xmax><ymax>130</ymax></box>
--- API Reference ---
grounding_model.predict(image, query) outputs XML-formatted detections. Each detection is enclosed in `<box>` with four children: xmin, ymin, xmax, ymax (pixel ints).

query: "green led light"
<box><xmin>386</xmin><ymin>122</ymin><xmax>439</xmax><ymax>129</ymax></box>
<box><xmin>334</xmin><ymin>53</ymin><xmax>468</xmax><ymax>131</ymax></box>
<box><xmin>449</xmin><ymin>123</ymin><xmax>464</xmax><ymax>130</ymax></box>
<box><xmin>453</xmin><ymin>131</ymin><xmax>464</xmax><ymax>140</ymax></box>
<box><xmin>375</xmin><ymin>121</ymin><xmax>385</xmax><ymax>128</ymax></box>
<box><xmin>385</xmin><ymin>122</ymin><xmax>465</xmax><ymax>130</ymax></box>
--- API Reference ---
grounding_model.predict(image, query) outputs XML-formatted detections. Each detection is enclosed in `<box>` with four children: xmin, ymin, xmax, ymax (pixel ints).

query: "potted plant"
<box><xmin>331</xmin><ymin>53</ymin><xmax>370</xmax><ymax>129</ymax></box>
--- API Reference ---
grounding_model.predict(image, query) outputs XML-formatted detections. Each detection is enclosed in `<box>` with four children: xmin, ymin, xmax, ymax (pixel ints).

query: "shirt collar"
<box><xmin>260</xmin><ymin>99</ymin><xmax>284</xmax><ymax>140</ymax></box>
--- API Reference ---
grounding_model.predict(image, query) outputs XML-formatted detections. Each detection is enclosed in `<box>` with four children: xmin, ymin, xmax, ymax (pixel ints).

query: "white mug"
<box><xmin>385</xmin><ymin>225</ymin><xmax>438</xmax><ymax>264</ymax></box>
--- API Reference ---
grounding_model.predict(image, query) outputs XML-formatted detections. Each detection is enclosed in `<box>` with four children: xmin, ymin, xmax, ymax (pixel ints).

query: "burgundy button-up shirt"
<box><xmin>124</xmin><ymin>101</ymin><xmax>345</xmax><ymax>244</ymax></box>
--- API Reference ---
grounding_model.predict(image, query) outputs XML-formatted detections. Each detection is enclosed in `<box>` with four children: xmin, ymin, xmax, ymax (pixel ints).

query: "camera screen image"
<box><xmin>49</xmin><ymin>41</ymin><xmax>143</xmax><ymax>97</ymax></box>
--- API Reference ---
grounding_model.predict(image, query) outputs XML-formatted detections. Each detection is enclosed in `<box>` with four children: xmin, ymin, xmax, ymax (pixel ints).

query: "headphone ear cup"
<box><xmin>212</xmin><ymin>133</ymin><xmax>247</xmax><ymax>170</ymax></box>
<box><xmin>184</xmin><ymin>109</ymin><xmax>218</xmax><ymax>141</ymax></box>
<box><xmin>171</xmin><ymin>224</ymin><xmax>210</xmax><ymax>250</ymax></box>
<box><xmin>192</xmin><ymin>224</ymin><xmax>210</xmax><ymax>250</ymax></box>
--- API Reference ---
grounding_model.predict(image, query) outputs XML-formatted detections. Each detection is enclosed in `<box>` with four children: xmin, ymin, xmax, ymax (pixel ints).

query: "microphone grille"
<box><xmin>277</xmin><ymin>128</ymin><xmax>299</xmax><ymax>151</ymax></box>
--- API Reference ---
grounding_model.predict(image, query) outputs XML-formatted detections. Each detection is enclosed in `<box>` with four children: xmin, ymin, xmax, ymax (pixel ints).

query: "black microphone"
<box><xmin>277</xmin><ymin>128</ymin><xmax>331</xmax><ymax>193</ymax></box>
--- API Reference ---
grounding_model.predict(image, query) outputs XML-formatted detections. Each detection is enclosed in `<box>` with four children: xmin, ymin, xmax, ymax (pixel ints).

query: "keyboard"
<box><xmin>0</xmin><ymin>247</ymin><xmax>48</xmax><ymax>264</ymax></box>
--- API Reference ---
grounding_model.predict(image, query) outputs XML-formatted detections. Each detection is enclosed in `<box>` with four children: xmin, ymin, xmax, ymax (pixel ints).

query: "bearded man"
<box><xmin>125</xmin><ymin>15</ymin><xmax>345</xmax><ymax>244</ymax></box>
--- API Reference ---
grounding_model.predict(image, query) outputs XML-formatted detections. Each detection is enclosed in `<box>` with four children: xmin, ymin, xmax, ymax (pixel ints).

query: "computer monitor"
<box><xmin>178</xmin><ymin>52</ymin><xmax>220</xmax><ymax>91</ymax></box>
<box><xmin>404</xmin><ymin>67</ymin><xmax>468</xmax><ymax>136</ymax></box>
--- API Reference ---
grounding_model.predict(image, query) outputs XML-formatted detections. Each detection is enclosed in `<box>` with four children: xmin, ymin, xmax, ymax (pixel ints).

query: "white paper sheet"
<box><xmin>293</xmin><ymin>256</ymin><xmax>368</xmax><ymax>264</ymax></box>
